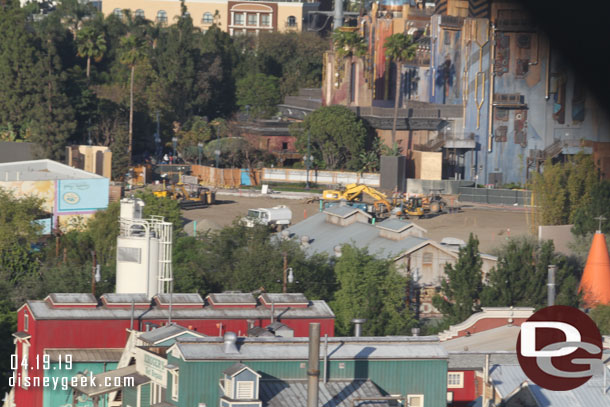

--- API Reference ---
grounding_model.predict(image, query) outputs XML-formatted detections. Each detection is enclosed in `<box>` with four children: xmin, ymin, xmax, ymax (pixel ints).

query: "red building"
<box><xmin>11</xmin><ymin>292</ymin><xmax>334</xmax><ymax>407</ymax></box>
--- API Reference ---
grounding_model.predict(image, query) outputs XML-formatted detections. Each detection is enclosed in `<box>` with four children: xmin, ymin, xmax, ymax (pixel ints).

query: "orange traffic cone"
<box><xmin>579</xmin><ymin>232</ymin><xmax>610</xmax><ymax>307</ymax></box>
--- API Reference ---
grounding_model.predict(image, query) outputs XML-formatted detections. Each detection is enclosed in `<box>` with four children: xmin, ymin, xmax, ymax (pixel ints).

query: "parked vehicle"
<box><xmin>241</xmin><ymin>206</ymin><xmax>292</xmax><ymax>230</ymax></box>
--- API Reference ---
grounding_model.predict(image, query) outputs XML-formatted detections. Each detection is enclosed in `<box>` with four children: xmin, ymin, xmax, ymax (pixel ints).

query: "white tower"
<box><xmin>116</xmin><ymin>198</ymin><xmax>173</xmax><ymax>298</ymax></box>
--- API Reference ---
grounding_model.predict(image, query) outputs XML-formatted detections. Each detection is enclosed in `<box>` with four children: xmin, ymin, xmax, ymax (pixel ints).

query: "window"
<box><xmin>135</xmin><ymin>9</ymin><xmax>145</xmax><ymax>18</ymax></box>
<box><xmin>247</xmin><ymin>13</ymin><xmax>257</xmax><ymax>26</ymax></box>
<box><xmin>157</xmin><ymin>10</ymin><xmax>168</xmax><ymax>24</ymax></box>
<box><xmin>24</xmin><ymin>313</ymin><xmax>29</xmax><ymax>332</ymax></box>
<box><xmin>202</xmin><ymin>12</ymin><xmax>214</xmax><ymax>24</ymax></box>
<box><xmin>287</xmin><ymin>16</ymin><xmax>297</xmax><ymax>27</ymax></box>
<box><xmin>407</xmin><ymin>394</ymin><xmax>424</xmax><ymax>407</ymax></box>
<box><xmin>236</xmin><ymin>381</ymin><xmax>254</xmax><ymax>399</ymax></box>
<box><xmin>422</xmin><ymin>252</ymin><xmax>433</xmax><ymax>265</ymax></box>
<box><xmin>113</xmin><ymin>8</ymin><xmax>122</xmax><ymax>17</ymax></box>
<box><xmin>261</xmin><ymin>14</ymin><xmax>270</xmax><ymax>27</ymax></box>
<box><xmin>150</xmin><ymin>383</ymin><xmax>165</xmax><ymax>403</ymax></box>
<box><xmin>171</xmin><ymin>370</ymin><xmax>179</xmax><ymax>401</ymax></box>
<box><xmin>448</xmin><ymin>372</ymin><xmax>464</xmax><ymax>388</ymax></box>
<box><xmin>234</xmin><ymin>13</ymin><xmax>244</xmax><ymax>25</ymax></box>
<box><xmin>282</xmin><ymin>142</ymin><xmax>288</xmax><ymax>150</ymax></box>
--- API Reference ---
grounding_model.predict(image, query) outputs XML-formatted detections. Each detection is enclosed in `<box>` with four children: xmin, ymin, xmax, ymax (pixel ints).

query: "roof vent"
<box><xmin>223</xmin><ymin>332</ymin><xmax>239</xmax><ymax>354</ymax></box>
<box><xmin>281</xmin><ymin>230</ymin><xmax>290</xmax><ymax>240</ymax></box>
<box><xmin>301</xmin><ymin>236</ymin><xmax>310</xmax><ymax>247</ymax></box>
<box><xmin>334</xmin><ymin>245</ymin><xmax>342</xmax><ymax>257</ymax></box>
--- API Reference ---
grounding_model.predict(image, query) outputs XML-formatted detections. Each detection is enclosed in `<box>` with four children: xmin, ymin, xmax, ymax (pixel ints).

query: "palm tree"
<box><xmin>76</xmin><ymin>25</ymin><xmax>106</xmax><ymax>79</ymax></box>
<box><xmin>119</xmin><ymin>34</ymin><xmax>146</xmax><ymax>165</ymax></box>
<box><xmin>384</xmin><ymin>33</ymin><xmax>417</xmax><ymax>146</ymax></box>
<box><xmin>57</xmin><ymin>0</ymin><xmax>96</xmax><ymax>39</ymax></box>
<box><xmin>332</xmin><ymin>28</ymin><xmax>367</xmax><ymax>106</ymax></box>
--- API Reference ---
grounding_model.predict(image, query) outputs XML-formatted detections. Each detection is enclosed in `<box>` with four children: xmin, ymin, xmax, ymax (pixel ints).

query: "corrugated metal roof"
<box><xmin>25</xmin><ymin>299</ymin><xmax>335</xmax><ymax>320</ymax></box>
<box><xmin>138</xmin><ymin>324</ymin><xmax>193</xmax><ymax>345</ymax></box>
<box><xmin>155</xmin><ymin>293</ymin><xmax>204</xmax><ymax>305</ymax></box>
<box><xmin>447</xmin><ymin>352</ymin><xmax>518</xmax><ymax>369</ymax></box>
<box><xmin>101</xmin><ymin>293</ymin><xmax>150</xmax><ymax>304</ymax></box>
<box><xmin>45</xmin><ymin>348</ymin><xmax>123</xmax><ymax>362</ymax></box>
<box><xmin>441</xmin><ymin>325</ymin><xmax>521</xmax><ymax>352</ymax></box>
<box><xmin>490</xmin><ymin>364</ymin><xmax>610</xmax><ymax>406</ymax></box>
<box><xmin>176</xmin><ymin>341</ymin><xmax>448</xmax><ymax>361</ymax></box>
<box><xmin>207</xmin><ymin>293</ymin><xmax>257</xmax><ymax>305</ymax></box>
<box><xmin>323</xmin><ymin>206</ymin><xmax>370</xmax><ymax>218</ymax></box>
<box><xmin>375</xmin><ymin>219</ymin><xmax>416</xmax><ymax>232</ymax></box>
<box><xmin>48</xmin><ymin>293</ymin><xmax>97</xmax><ymax>304</ymax></box>
<box><xmin>260</xmin><ymin>293</ymin><xmax>309</xmax><ymax>305</ymax></box>
<box><xmin>282</xmin><ymin>213</ymin><xmax>428</xmax><ymax>258</ymax></box>
<box><xmin>260</xmin><ymin>379</ymin><xmax>392</xmax><ymax>407</ymax></box>
<box><xmin>71</xmin><ymin>366</ymin><xmax>149</xmax><ymax>397</ymax></box>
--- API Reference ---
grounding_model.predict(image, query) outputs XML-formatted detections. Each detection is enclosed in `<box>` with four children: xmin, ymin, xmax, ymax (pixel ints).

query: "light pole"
<box><xmin>197</xmin><ymin>142</ymin><xmax>203</xmax><ymax>166</ymax></box>
<box><xmin>282</xmin><ymin>252</ymin><xmax>295</xmax><ymax>293</ymax></box>
<box><xmin>214</xmin><ymin>149</ymin><xmax>221</xmax><ymax>168</ymax></box>
<box><xmin>305</xmin><ymin>131</ymin><xmax>312</xmax><ymax>189</ymax></box>
<box><xmin>172</xmin><ymin>137</ymin><xmax>178</xmax><ymax>162</ymax></box>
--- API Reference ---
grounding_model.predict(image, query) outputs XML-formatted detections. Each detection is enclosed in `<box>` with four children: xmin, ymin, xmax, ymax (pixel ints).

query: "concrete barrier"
<box><xmin>406</xmin><ymin>179</ymin><xmax>474</xmax><ymax>195</ymax></box>
<box><xmin>458</xmin><ymin>186</ymin><xmax>532</xmax><ymax>206</ymax></box>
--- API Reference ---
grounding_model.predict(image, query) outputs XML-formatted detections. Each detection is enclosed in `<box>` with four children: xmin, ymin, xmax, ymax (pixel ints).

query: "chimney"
<box><xmin>223</xmin><ymin>332</ymin><xmax>239</xmax><ymax>354</ymax></box>
<box><xmin>547</xmin><ymin>265</ymin><xmax>556</xmax><ymax>306</ymax></box>
<box><xmin>307</xmin><ymin>323</ymin><xmax>320</xmax><ymax>407</ymax></box>
<box><xmin>352</xmin><ymin>318</ymin><xmax>366</xmax><ymax>337</ymax></box>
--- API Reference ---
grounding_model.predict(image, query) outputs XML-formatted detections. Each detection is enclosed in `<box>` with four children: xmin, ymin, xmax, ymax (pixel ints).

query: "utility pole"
<box><xmin>91</xmin><ymin>250</ymin><xmax>97</xmax><ymax>296</ymax></box>
<box><xmin>595</xmin><ymin>215</ymin><xmax>607</xmax><ymax>233</ymax></box>
<box><xmin>283</xmin><ymin>252</ymin><xmax>288</xmax><ymax>293</ymax></box>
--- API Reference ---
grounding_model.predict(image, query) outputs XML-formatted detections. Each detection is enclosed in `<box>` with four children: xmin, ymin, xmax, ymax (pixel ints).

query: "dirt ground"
<box><xmin>181</xmin><ymin>193</ymin><xmax>534</xmax><ymax>254</ymax></box>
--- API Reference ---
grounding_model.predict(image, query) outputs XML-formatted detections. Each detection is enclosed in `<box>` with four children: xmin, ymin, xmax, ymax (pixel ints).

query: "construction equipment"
<box><xmin>154</xmin><ymin>181</ymin><xmax>215</xmax><ymax>210</ymax></box>
<box><xmin>322</xmin><ymin>184</ymin><xmax>425</xmax><ymax>219</ymax></box>
<box><xmin>419</xmin><ymin>189</ymin><xmax>447</xmax><ymax>214</ymax></box>
<box><xmin>241</xmin><ymin>206</ymin><xmax>292</xmax><ymax>230</ymax></box>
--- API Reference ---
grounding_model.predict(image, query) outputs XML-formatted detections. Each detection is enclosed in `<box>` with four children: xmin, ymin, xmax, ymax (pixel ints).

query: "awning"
<box><xmin>70</xmin><ymin>365</ymin><xmax>150</xmax><ymax>397</ymax></box>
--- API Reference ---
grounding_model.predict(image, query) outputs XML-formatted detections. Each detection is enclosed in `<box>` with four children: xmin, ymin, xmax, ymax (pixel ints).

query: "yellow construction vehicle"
<box><xmin>322</xmin><ymin>184</ymin><xmax>423</xmax><ymax>218</ymax></box>
<box><xmin>154</xmin><ymin>181</ymin><xmax>215</xmax><ymax>210</ymax></box>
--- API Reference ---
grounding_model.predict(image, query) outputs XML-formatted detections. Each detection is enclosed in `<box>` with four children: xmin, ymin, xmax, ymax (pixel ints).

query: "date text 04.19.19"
<box><xmin>11</xmin><ymin>354</ymin><xmax>73</xmax><ymax>370</ymax></box>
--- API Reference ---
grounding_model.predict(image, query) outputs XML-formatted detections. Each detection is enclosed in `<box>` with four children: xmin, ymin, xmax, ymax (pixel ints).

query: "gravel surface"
<box><xmin>181</xmin><ymin>191</ymin><xmax>533</xmax><ymax>253</ymax></box>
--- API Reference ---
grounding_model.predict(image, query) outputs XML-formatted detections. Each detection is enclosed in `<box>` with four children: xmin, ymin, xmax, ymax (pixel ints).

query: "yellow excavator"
<box><xmin>154</xmin><ymin>181</ymin><xmax>215</xmax><ymax>210</ymax></box>
<box><xmin>322</xmin><ymin>184</ymin><xmax>424</xmax><ymax>218</ymax></box>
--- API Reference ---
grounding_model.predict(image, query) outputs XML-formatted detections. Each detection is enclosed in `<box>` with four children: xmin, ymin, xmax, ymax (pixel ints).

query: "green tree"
<box><xmin>572</xmin><ymin>180</ymin><xmax>610</xmax><ymax>236</ymax></box>
<box><xmin>236</xmin><ymin>73</ymin><xmax>281</xmax><ymax>119</ymax></box>
<box><xmin>384</xmin><ymin>33</ymin><xmax>416</xmax><ymax>146</ymax></box>
<box><xmin>590</xmin><ymin>305</ymin><xmax>610</xmax><ymax>335</ymax></box>
<box><xmin>76</xmin><ymin>24</ymin><xmax>107</xmax><ymax>79</ymax></box>
<box><xmin>432</xmin><ymin>234</ymin><xmax>483</xmax><ymax>324</ymax></box>
<box><xmin>331</xmin><ymin>245</ymin><xmax>416</xmax><ymax>336</ymax></box>
<box><xmin>481</xmin><ymin>237</ymin><xmax>581</xmax><ymax>308</ymax></box>
<box><xmin>119</xmin><ymin>33</ymin><xmax>146</xmax><ymax>165</ymax></box>
<box><xmin>292</xmin><ymin>105</ymin><xmax>369</xmax><ymax>170</ymax></box>
<box><xmin>176</xmin><ymin>116</ymin><xmax>213</xmax><ymax>163</ymax></box>
<box><xmin>332</xmin><ymin>29</ymin><xmax>366</xmax><ymax>106</ymax></box>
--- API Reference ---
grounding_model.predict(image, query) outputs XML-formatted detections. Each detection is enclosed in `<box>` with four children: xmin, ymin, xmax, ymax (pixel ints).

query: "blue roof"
<box><xmin>490</xmin><ymin>364</ymin><xmax>610</xmax><ymax>406</ymax></box>
<box><xmin>282</xmin><ymin>213</ymin><xmax>427</xmax><ymax>258</ymax></box>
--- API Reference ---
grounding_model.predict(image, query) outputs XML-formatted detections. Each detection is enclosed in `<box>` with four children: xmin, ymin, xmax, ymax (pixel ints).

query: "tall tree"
<box><xmin>432</xmin><ymin>234</ymin><xmax>483</xmax><ymax>324</ymax></box>
<box><xmin>292</xmin><ymin>105</ymin><xmax>369</xmax><ymax>170</ymax></box>
<box><xmin>384</xmin><ymin>33</ymin><xmax>416</xmax><ymax>146</ymax></box>
<box><xmin>76</xmin><ymin>24</ymin><xmax>107</xmax><ymax>79</ymax></box>
<box><xmin>119</xmin><ymin>33</ymin><xmax>146</xmax><ymax>164</ymax></box>
<box><xmin>332</xmin><ymin>29</ymin><xmax>366</xmax><ymax>106</ymax></box>
<box><xmin>481</xmin><ymin>237</ymin><xmax>581</xmax><ymax>308</ymax></box>
<box><xmin>236</xmin><ymin>73</ymin><xmax>281</xmax><ymax>119</ymax></box>
<box><xmin>331</xmin><ymin>245</ymin><xmax>416</xmax><ymax>336</ymax></box>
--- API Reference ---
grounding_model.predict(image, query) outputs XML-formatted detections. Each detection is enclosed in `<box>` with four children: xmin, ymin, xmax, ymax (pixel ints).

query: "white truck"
<box><xmin>241</xmin><ymin>205</ymin><xmax>292</xmax><ymax>230</ymax></box>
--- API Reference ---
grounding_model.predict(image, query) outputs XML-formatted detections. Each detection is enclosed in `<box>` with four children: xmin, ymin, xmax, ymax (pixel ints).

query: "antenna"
<box><xmin>595</xmin><ymin>215</ymin><xmax>607</xmax><ymax>233</ymax></box>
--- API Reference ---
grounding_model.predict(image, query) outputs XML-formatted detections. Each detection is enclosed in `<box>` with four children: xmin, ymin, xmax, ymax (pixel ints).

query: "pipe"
<box><xmin>323</xmin><ymin>334</ymin><xmax>328</xmax><ymax>383</ymax></box>
<box><xmin>545</xmin><ymin>38</ymin><xmax>551</xmax><ymax>100</ymax></box>
<box><xmin>352</xmin><ymin>318</ymin><xmax>366</xmax><ymax>337</ymax></box>
<box><xmin>130</xmin><ymin>301</ymin><xmax>135</xmax><ymax>330</ymax></box>
<box><xmin>547</xmin><ymin>265</ymin><xmax>557</xmax><ymax>307</ymax></box>
<box><xmin>333</xmin><ymin>0</ymin><xmax>343</xmax><ymax>29</ymax></box>
<box><xmin>307</xmin><ymin>323</ymin><xmax>320</xmax><ymax>407</ymax></box>
<box><xmin>487</xmin><ymin>23</ymin><xmax>496</xmax><ymax>154</ymax></box>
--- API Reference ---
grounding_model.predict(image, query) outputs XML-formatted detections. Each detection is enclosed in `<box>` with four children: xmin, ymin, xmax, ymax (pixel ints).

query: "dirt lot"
<box><xmin>181</xmin><ymin>192</ymin><xmax>533</xmax><ymax>253</ymax></box>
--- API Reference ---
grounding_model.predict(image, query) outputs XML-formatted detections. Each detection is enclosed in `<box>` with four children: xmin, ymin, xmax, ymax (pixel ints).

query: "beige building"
<box><xmin>101</xmin><ymin>0</ymin><xmax>319</xmax><ymax>34</ymax></box>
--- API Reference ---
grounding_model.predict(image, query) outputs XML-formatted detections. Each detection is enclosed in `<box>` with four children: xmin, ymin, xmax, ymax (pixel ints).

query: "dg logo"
<box><xmin>517</xmin><ymin>305</ymin><xmax>603</xmax><ymax>391</ymax></box>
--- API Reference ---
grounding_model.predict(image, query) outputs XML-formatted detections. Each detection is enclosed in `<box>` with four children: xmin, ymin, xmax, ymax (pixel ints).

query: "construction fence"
<box><xmin>191</xmin><ymin>165</ymin><xmax>261</xmax><ymax>188</ymax></box>
<box><xmin>458</xmin><ymin>187</ymin><xmax>532</xmax><ymax>206</ymax></box>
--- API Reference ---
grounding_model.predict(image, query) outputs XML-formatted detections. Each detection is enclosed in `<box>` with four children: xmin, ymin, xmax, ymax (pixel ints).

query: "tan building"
<box><xmin>101</xmin><ymin>0</ymin><xmax>319</xmax><ymax>34</ymax></box>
